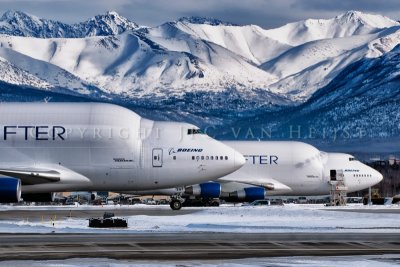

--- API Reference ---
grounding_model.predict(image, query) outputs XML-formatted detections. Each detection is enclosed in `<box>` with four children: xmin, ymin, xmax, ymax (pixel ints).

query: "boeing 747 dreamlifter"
<box><xmin>0</xmin><ymin>103</ymin><xmax>245</xmax><ymax>202</ymax></box>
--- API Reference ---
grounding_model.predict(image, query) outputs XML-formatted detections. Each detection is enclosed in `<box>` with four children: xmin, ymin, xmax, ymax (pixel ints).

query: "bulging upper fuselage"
<box><xmin>0</xmin><ymin>103</ymin><xmax>245</xmax><ymax>194</ymax></box>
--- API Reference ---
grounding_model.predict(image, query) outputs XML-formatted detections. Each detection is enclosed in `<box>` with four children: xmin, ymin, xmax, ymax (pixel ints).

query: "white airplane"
<box><xmin>126</xmin><ymin>141</ymin><xmax>383</xmax><ymax>209</ymax></box>
<box><xmin>0</xmin><ymin>103</ymin><xmax>245</xmax><ymax>203</ymax></box>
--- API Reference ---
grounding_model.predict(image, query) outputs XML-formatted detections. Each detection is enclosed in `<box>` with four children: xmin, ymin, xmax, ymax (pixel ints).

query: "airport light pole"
<box><xmin>368</xmin><ymin>186</ymin><xmax>372</xmax><ymax>205</ymax></box>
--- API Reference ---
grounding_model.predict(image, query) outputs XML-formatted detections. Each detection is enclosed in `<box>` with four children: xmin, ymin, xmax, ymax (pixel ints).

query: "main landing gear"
<box><xmin>169</xmin><ymin>194</ymin><xmax>184</xmax><ymax>210</ymax></box>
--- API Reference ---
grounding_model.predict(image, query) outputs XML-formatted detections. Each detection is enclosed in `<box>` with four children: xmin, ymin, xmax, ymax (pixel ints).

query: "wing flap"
<box><xmin>0</xmin><ymin>168</ymin><xmax>60</xmax><ymax>185</ymax></box>
<box><xmin>220</xmin><ymin>177</ymin><xmax>292</xmax><ymax>193</ymax></box>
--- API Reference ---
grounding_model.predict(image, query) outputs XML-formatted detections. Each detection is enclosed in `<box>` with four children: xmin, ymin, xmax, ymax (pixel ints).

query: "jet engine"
<box><xmin>229</xmin><ymin>187</ymin><xmax>266</xmax><ymax>202</ymax></box>
<box><xmin>0</xmin><ymin>177</ymin><xmax>21</xmax><ymax>203</ymax></box>
<box><xmin>184</xmin><ymin>182</ymin><xmax>221</xmax><ymax>198</ymax></box>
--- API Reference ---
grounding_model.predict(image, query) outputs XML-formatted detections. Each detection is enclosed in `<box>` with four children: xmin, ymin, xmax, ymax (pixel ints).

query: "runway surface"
<box><xmin>326</xmin><ymin>208</ymin><xmax>400</xmax><ymax>214</ymax></box>
<box><xmin>2</xmin><ymin>205</ymin><xmax>400</xmax><ymax>260</ymax></box>
<box><xmin>0</xmin><ymin>232</ymin><xmax>400</xmax><ymax>260</ymax></box>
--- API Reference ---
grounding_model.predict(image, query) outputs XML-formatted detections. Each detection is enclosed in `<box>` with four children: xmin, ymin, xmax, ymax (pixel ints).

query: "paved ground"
<box><xmin>0</xmin><ymin>232</ymin><xmax>399</xmax><ymax>260</ymax></box>
<box><xmin>1</xmin><ymin>206</ymin><xmax>400</xmax><ymax>260</ymax></box>
<box><xmin>325</xmin><ymin>208</ymin><xmax>400</xmax><ymax>214</ymax></box>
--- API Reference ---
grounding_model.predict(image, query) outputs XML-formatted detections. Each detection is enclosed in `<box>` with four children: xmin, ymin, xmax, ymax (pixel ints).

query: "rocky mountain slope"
<box><xmin>0</xmin><ymin>10</ymin><xmax>399</xmax><ymax>151</ymax></box>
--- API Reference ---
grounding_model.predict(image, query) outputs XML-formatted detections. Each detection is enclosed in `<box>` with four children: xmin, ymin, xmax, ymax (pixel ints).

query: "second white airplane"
<box><xmin>126</xmin><ymin>141</ymin><xmax>383</xmax><ymax>209</ymax></box>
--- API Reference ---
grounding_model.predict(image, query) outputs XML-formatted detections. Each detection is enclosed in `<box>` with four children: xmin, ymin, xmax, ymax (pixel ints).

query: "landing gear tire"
<box><xmin>170</xmin><ymin>199</ymin><xmax>182</xmax><ymax>210</ymax></box>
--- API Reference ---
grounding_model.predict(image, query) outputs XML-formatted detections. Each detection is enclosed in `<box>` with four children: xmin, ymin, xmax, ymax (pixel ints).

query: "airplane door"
<box><xmin>152</xmin><ymin>148</ymin><xmax>163</xmax><ymax>167</ymax></box>
<box><xmin>330</xmin><ymin>170</ymin><xmax>337</xmax><ymax>181</ymax></box>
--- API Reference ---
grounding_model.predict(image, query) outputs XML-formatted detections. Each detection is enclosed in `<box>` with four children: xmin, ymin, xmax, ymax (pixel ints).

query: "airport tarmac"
<box><xmin>0</xmin><ymin>232</ymin><xmax>400</xmax><ymax>260</ymax></box>
<box><xmin>326</xmin><ymin>208</ymin><xmax>400</xmax><ymax>214</ymax></box>
<box><xmin>1</xmin><ymin>204</ymin><xmax>400</xmax><ymax>261</ymax></box>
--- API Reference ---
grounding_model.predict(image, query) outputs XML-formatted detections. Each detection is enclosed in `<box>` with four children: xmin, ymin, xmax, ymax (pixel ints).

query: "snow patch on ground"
<box><xmin>1</xmin><ymin>204</ymin><xmax>400</xmax><ymax>234</ymax></box>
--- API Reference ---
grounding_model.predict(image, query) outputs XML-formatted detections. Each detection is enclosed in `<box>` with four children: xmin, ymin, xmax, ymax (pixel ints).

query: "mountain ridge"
<box><xmin>0</xmin><ymin>10</ymin><xmax>399</xmax><ymax>147</ymax></box>
<box><xmin>1</xmin><ymin>10</ymin><xmax>398</xmax><ymax>103</ymax></box>
<box><xmin>0</xmin><ymin>10</ymin><xmax>139</xmax><ymax>38</ymax></box>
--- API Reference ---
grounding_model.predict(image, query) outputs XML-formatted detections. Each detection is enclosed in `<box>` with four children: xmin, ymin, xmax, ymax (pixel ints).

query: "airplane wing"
<box><xmin>219</xmin><ymin>177</ymin><xmax>292</xmax><ymax>193</ymax></box>
<box><xmin>0</xmin><ymin>167</ymin><xmax>60</xmax><ymax>185</ymax></box>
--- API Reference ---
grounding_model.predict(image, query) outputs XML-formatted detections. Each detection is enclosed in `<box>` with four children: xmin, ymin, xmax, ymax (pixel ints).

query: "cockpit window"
<box><xmin>349</xmin><ymin>157</ymin><xmax>356</xmax><ymax>161</ymax></box>
<box><xmin>187</xmin><ymin>129</ymin><xmax>204</xmax><ymax>135</ymax></box>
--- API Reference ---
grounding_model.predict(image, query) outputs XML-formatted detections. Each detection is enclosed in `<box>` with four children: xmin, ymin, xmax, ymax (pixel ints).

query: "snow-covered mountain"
<box><xmin>213</xmin><ymin>44</ymin><xmax>400</xmax><ymax>153</ymax></box>
<box><xmin>258</xmin><ymin>11</ymin><xmax>400</xmax><ymax>101</ymax></box>
<box><xmin>172</xmin><ymin>17</ymin><xmax>291</xmax><ymax>64</ymax></box>
<box><xmin>0</xmin><ymin>10</ymin><xmax>398</xmax><ymax>103</ymax></box>
<box><xmin>263</xmin><ymin>11</ymin><xmax>399</xmax><ymax>46</ymax></box>
<box><xmin>0</xmin><ymin>32</ymin><xmax>280</xmax><ymax>99</ymax></box>
<box><xmin>0</xmin><ymin>10</ymin><xmax>399</xmax><ymax>148</ymax></box>
<box><xmin>260</xmin><ymin>30</ymin><xmax>391</xmax><ymax>101</ymax></box>
<box><xmin>0</xmin><ymin>10</ymin><xmax>138</xmax><ymax>38</ymax></box>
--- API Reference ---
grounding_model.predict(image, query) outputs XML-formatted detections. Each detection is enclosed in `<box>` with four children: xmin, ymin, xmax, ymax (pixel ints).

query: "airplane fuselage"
<box><xmin>0</xmin><ymin>103</ymin><xmax>245</xmax><ymax>195</ymax></box>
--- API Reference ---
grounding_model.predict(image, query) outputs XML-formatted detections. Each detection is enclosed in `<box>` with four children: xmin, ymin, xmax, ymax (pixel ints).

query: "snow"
<box><xmin>263</xmin><ymin>11</ymin><xmax>399</xmax><ymax>46</ymax></box>
<box><xmin>367</xmin><ymin>29</ymin><xmax>400</xmax><ymax>57</ymax></box>
<box><xmin>174</xmin><ymin>21</ymin><xmax>291</xmax><ymax>64</ymax></box>
<box><xmin>0</xmin><ymin>10</ymin><xmax>399</xmax><ymax>102</ymax></box>
<box><xmin>1</xmin><ymin>8</ymin><xmax>400</xmax><ymax>140</ymax></box>
<box><xmin>0</xmin><ymin>10</ymin><xmax>139</xmax><ymax>38</ymax></box>
<box><xmin>0</xmin><ymin>56</ymin><xmax>52</xmax><ymax>89</ymax></box>
<box><xmin>260</xmin><ymin>33</ymin><xmax>380</xmax><ymax>100</ymax></box>
<box><xmin>1</xmin><ymin>204</ymin><xmax>400</xmax><ymax>234</ymax></box>
<box><xmin>1</xmin><ymin>204</ymin><xmax>399</xmax><ymax>265</ymax></box>
<box><xmin>0</xmin><ymin>31</ymin><xmax>278</xmax><ymax>97</ymax></box>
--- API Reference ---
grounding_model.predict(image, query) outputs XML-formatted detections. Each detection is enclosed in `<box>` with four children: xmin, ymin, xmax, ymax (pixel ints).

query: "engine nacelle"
<box><xmin>184</xmin><ymin>182</ymin><xmax>221</xmax><ymax>198</ymax></box>
<box><xmin>229</xmin><ymin>187</ymin><xmax>266</xmax><ymax>202</ymax></box>
<box><xmin>22</xmin><ymin>193</ymin><xmax>55</xmax><ymax>202</ymax></box>
<box><xmin>0</xmin><ymin>177</ymin><xmax>21</xmax><ymax>203</ymax></box>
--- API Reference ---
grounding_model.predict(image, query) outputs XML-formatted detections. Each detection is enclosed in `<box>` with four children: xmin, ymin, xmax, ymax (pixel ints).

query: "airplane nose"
<box><xmin>369</xmin><ymin>167</ymin><xmax>383</xmax><ymax>185</ymax></box>
<box><xmin>234</xmin><ymin>151</ymin><xmax>246</xmax><ymax>170</ymax></box>
<box><xmin>375</xmin><ymin>170</ymin><xmax>383</xmax><ymax>184</ymax></box>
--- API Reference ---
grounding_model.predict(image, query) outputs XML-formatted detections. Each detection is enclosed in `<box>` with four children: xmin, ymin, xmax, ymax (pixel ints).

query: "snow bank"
<box><xmin>1</xmin><ymin>204</ymin><xmax>400</xmax><ymax>234</ymax></box>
